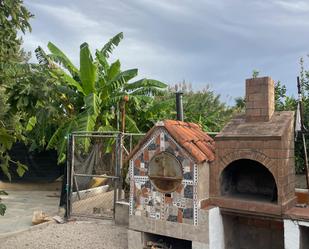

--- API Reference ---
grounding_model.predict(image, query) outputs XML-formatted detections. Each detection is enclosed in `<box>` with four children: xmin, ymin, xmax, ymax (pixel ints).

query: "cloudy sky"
<box><xmin>23</xmin><ymin>0</ymin><xmax>309</xmax><ymax>104</ymax></box>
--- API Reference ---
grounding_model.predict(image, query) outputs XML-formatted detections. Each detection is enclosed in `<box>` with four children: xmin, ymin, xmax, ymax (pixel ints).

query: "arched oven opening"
<box><xmin>220</xmin><ymin>159</ymin><xmax>278</xmax><ymax>203</ymax></box>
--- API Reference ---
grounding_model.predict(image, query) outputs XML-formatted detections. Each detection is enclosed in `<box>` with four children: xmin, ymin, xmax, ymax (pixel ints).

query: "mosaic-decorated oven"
<box><xmin>128</xmin><ymin>120</ymin><xmax>215</xmax><ymax>245</ymax></box>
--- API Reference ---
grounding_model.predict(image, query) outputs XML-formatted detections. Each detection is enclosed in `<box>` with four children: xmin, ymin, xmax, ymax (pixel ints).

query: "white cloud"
<box><xmin>22</xmin><ymin>0</ymin><xmax>308</xmax><ymax>103</ymax></box>
<box><xmin>31</xmin><ymin>2</ymin><xmax>99</xmax><ymax>29</ymax></box>
<box><xmin>274</xmin><ymin>0</ymin><xmax>309</xmax><ymax>12</ymax></box>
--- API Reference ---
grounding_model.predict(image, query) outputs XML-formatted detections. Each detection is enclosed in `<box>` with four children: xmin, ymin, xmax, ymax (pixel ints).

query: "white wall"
<box><xmin>209</xmin><ymin>207</ymin><xmax>224</xmax><ymax>249</ymax></box>
<box><xmin>284</xmin><ymin>219</ymin><xmax>309</xmax><ymax>249</ymax></box>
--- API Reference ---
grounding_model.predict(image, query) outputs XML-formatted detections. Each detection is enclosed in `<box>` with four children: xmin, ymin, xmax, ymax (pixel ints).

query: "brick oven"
<box><xmin>210</xmin><ymin>76</ymin><xmax>296</xmax><ymax>216</ymax></box>
<box><xmin>128</xmin><ymin>120</ymin><xmax>215</xmax><ymax>249</ymax></box>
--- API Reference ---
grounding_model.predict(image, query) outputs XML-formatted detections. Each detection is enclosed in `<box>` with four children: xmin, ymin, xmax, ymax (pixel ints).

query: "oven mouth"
<box><xmin>220</xmin><ymin>159</ymin><xmax>278</xmax><ymax>203</ymax></box>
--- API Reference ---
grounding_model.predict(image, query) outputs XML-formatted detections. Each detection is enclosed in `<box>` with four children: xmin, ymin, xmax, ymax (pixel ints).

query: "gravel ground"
<box><xmin>0</xmin><ymin>220</ymin><xmax>128</xmax><ymax>249</ymax></box>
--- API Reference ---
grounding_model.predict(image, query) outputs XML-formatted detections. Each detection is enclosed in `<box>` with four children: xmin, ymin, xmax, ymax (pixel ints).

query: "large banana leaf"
<box><xmin>80</xmin><ymin>43</ymin><xmax>97</xmax><ymax>95</ymax></box>
<box><xmin>107</xmin><ymin>60</ymin><xmax>121</xmax><ymax>81</ymax></box>
<box><xmin>106</xmin><ymin>69</ymin><xmax>138</xmax><ymax>93</ymax></box>
<box><xmin>75</xmin><ymin>93</ymin><xmax>101</xmax><ymax>132</ymax></box>
<box><xmin>95</xmin><ymin>49</ymin><xmax>110</xmax><ymax>74</ymax></box>
<box><xmin>47</xmin><ymin>42</ymin><xmax>79</xmax><ymax>78</ymax></box>
<box><xmin>124</xmin><ymin>79</ymin><xmax>167</xmax><ymax>91</ymax></box>
<box><xmin>130</xmin><ymin>87</ymin><xmax>166</xmax><ymax>96</ymax></box>
<box><xmin>53</xmin><ymin>70</ymin><xmax>85</xmax><ymax>95</ymax></box>
<box><xmin>125</xmin><ymin>115</ymin><xmax>140</xmax><ymax>133</ymax></box>
<box><xmin>100</xmin><ymin>32</ymin><xmax>123</xmax><ymax>58</ymax></box>
<box><xmin>112</xmin><ymin>69</ymin><xmax>138</xmax><ymax>85</ymax></box>
<box><xmin>35</xmin><ymin>46</ymin><xmax>51</xmax><ymax>66</ymax></box>
<box><xmin>74</xmin><ymin>93</ymin><xmax>101</xmax><ymax>150</ymax></box>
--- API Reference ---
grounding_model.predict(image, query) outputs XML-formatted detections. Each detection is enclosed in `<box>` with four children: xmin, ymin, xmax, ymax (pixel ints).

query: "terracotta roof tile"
<box><xmin>163</xmin><ymin>120</ymin><xmax>215</xmax><ymax>163</ymax></box>
<box><xmin>127</xmin><ymin>120</ymin><xmax>215</xmax><ymax>164</ymax></box>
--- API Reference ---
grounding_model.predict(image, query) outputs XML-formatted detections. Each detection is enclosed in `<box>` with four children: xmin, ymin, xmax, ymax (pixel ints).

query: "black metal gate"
<box><xmin>65</xmin><ymin>131</ymin><xmax>143</xmax><ymax>219</ymax></box>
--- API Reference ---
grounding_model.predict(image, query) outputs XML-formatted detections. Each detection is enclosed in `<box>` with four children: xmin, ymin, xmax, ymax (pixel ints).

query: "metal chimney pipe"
<box><xmin>176</xmin><ymin>91</ymin><xmax>184</xmax><ymax>121</ymax></box>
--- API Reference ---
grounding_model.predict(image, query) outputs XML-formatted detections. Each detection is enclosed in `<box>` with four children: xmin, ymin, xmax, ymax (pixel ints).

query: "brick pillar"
<box><xmin>245</xmin><ymin>76</ymin><xmax>275</xmax><ymax>122</ymax></box>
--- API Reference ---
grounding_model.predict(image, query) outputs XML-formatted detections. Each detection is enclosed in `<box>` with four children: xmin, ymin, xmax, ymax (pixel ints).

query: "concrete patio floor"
<box><xmin>0</xmin><ymin>182</ymin><xmax>61</xmax><ymax>235</ymax></box>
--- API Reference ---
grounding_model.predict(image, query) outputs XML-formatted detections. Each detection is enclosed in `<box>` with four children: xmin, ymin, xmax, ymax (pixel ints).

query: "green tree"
<box><xmin>0</xmin><ymin>0</ymin><xmax>33</xmax><ymax>215</ymax></box>
<box><xmin>33</xmin><ymin>33</ymin><xmax>167</xmax><ymax>163</ymax></box>
<box><xmin>0</xmin><ymin>0</ymin><xmax>33</xmax><ymax>82</ymax></box>
<box><xmin>138</xmin><ymin>83</ymin><xmax>236</xmax><ymax>132</ymax></box>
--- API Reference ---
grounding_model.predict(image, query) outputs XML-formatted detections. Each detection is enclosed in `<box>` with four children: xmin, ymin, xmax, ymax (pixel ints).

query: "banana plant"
<box><xmin>35</xmin><ymin>32</ymin><xmax>167</xmax><ymax>163</ymax></box>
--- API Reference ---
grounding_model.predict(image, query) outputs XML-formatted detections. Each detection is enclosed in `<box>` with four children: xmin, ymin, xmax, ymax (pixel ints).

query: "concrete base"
<box><xmin>128</xmin><ymin>229</ymin><xmax>143</xmax><ymax>249</ymax></box>
<box><xmin>129</xmin><ymin>208</ymin><xmax>210</xmax><ymax>244</ymax></box>
<box><xmin>128</xmin><ymin>207</ymin><xmax>223</xmax><ymax>248</ymax></box>
<box><xmin>128</xmin><ymin>229</ymin><xmax>210</xmax><ymax>249</ymax></box>
<box><xmin>192</xmin><ymin>241</ymin><xmax>209</xmax><ymax>249</ymax></box>
<box><xmin>115</xmin><ymin>201</ymin><xmax>129</xmax><ymax>226</ymax></box>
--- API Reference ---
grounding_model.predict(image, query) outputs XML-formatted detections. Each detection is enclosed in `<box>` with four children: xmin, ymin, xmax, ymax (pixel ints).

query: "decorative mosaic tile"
<box><xmin>143</xmin><ymin>150</ymin><xmax>149</xmax><ymax>162</ymax></box>
<box><xmin>174</xmin><ymin>201</ymin><xmax>182</xmax><ymax>208</ymax></box>
<box><xmin>177</xmin><ymin>209</ymin><xmax>183</xmax><ymax>223</ymax></box>
<box><xmin>183</xmin><ymin>172</ymin><xmax>193</xmax><ymax>180</ymax></box>
<box><xmin>155</xmin><ymin>212</ymin><xmax>161</xmax><ymax>220</ymax></box>
<box><xmin>141</xmin><ymin>180</ymin><xmax>151</xmax><ymax>189</ymax></box>
<box><xmin>148</xmin><ymin>150</ymin><xmax>156</xmax><ymax>160</ymax></box>
<box><xmin>134</xmin><ymin>176</ymin><xmax>149</xmax><ymax>181</ymax></box>
<box><xmin>193</xmin><ymin>164</ymin><xmax>198</xmax><ymax>182</ymax></box>
<box><xmin>160</xmin><ymin>133</ymin><xmax>165</xmax><ymax>151</ymax></box>
<box><xmin>141</xmin><ymin>188</ymin><xmax>149</xmax><ymax>198</ymax></box>
<box><xmin>194</xmin><ymin>205</ymin><xmax>198</xmax><ymax>226</ymax></box>
<box><xmin>177</xmin><ymin>155</ymin><xmax>184</xmax><ymax>163</ymax></box>
<box><xmin>133</xmin><ymin>167</ymin><xmax>140</xmax><ymax>176</ymax></box>
<box><xmin>165</xmin><ymin>196</ymin><xmax>172</xmax><ymax>205</ymax></box>
<box><xmin>182</xmin><ymin>158</ymin><xmax>191</xmax><ymax>167</ymax></box>
<box><xmin>184</xmin><ymin>185</ymin><xmax>193</xmax><ymax>199</ymax></box>
<box><xmin>150</xmin><ymin>211</ymin><xmax>156</xmax><ymax>219</ymax></box>
<box><xmin>148</xmin><ymin>143</ymin><xmax>157</xmax><ymax>151</ymax></box>
<box><xmin>193</xmin><ymin>185</ymin><xmax>198</xmax><ymax>201</ymax></box>
<box><xmin>183</xmin><ymin>208</ymin><xmax>194</xmax><ymax>219</ymax></box>
<box><xmin>172</xmin><ymin>192</ymin><xmax>182</xmax><ymax>201</ymax></box>
<box><xmin>129</xmin><ymin>161</ymin><xmax>134</xmax><ymax>178</ymax></box>
<box><xmin>183</xmin><ymin>198</ymin><xmax>194</xmax><ymax>208</ymax></box>
<box><xmin>165</xmin><ymin>146</ymin><xmax>174</xmax><ymax>155</ymax></box>
<box><xmin>135</xmin><ymin>182</ymin><xmax>142</xmax><ymax>190</ymax></box>
<box><xmin>176</xmin><ymin>184</ymin><xmax>184</xmax><ymax>195</ymax></box>
<box><xmin>168</xmin><ymin>206</ymin><xmax>178</xmax><ymax>216</ymax></box>
<box><xmin>129</xmin><ymin>179</ymin><xmax>134</xmax><ymax>215</ymax></box>
<box><xmin>167</xmin><ymin>215</ymin><xmax>178</xmax><ymax>222</ymax></box>
<box><xmin>160</xmin><ymin>195</ymin><xmax>165</xmax><ymax>219</ymax></box>
<box><xmin>144</xmin><ymin>161</ymin><xmax>149</xmax><ymax>170</ymax></box>
<box><xmin>182</xmin><ymin>179</ymin><xmax>194</xmax><ymax>185</ymax></box>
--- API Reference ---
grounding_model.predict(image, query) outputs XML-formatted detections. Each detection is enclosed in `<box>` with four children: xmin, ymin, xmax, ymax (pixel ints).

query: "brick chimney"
<box><xmin>245</xmin><ymin>76</ymin><xmax>275</xmax><ymax>122</ymax></box>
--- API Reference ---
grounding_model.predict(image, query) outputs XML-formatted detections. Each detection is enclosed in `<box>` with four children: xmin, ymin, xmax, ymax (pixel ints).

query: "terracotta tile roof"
<box><xmin>127</xmin><ymin>120</ymin><xmax>215</xmax><ymax>164</ymax></box>
<box><xmin>163</xmin><ymin>120</ymin><xmax>215</xmax><ymax>163</ymax></box>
